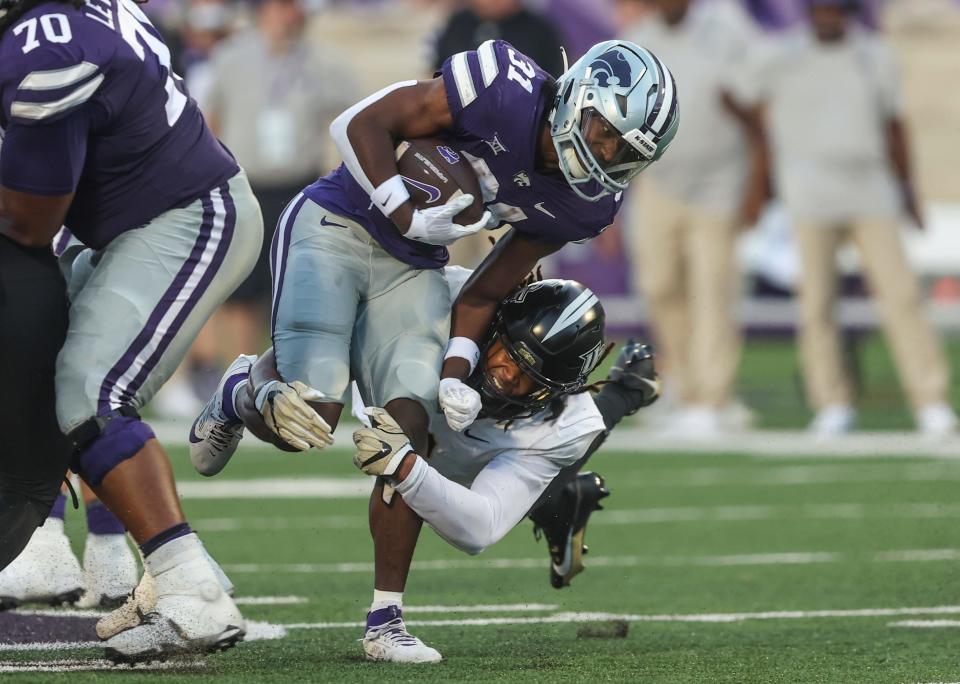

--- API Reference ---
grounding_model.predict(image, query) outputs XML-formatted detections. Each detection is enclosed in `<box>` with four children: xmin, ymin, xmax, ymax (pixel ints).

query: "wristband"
<box><xmin>254</xmin><ymin>380</ymin><xmax>280</xmax><ymax>413</ymax></box>
<box><xmin>370</xmin><ymin>174</ymin><xmax>410</xmax><ymax>217</ymax></box>
<box><xmin>444</xmin><ymin>336</ymin><xmax>481</xmax><ymax>375</ymax></box>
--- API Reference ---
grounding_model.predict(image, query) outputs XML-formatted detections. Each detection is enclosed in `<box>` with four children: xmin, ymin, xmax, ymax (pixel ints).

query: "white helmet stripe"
<box><xmin>650</xmin><ymin>56</ymin><xmax>675</xmax><ymax>136</ymax></box>
<box><xmin>542</xmin><ymin>290</ymin><xmax>599</xmax><ymax>342</ymax></box>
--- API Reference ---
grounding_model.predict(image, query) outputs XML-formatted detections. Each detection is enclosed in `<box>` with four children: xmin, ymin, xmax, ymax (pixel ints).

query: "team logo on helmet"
<box><xmin>589</xmin><ymin>49</ymin><xmax>634</xmax><ymax>88</ymax></box>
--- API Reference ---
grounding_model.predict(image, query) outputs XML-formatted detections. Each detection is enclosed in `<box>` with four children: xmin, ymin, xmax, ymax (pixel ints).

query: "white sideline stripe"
<box><xmin>234</xmin><ymin>596</ymin><xmax>307</xmax><ymax>605</ymax></box>
<box><xmin>405</xmin><ymin>604</ymin><xmax>558</xmax><ymax>613</ymax></box>
<box><xmin>0</xmin><ymin>658</ymin><xmax>207</xmax><ymax>672</ymax></box>
<box><xmin>890</xmin><ymin>620</ymin><xmax>960</xmax><ymax>628</ymax></box>
<box><xmin>151</xmin><ymin>421</ymin><xmax>960</xmax><ymax>458</ymax></box>
<box><xmin>283</xmin><ymin>605</ymin><xmax>960</xmax><ymax>630</ymax></box>
<box><xmin>195</xmin><ymin>502</ymin><xmax>960</xmax><ymax>534</ymax></box>
<box><xmin>177</xmin><ymin>477</ymin><xmax>371</xmax><ymax>499</ymax></box>
<box><xmin>224</xmin><ymin>548</ymin><xmax>960</xmax><ymax>575</ymax></box>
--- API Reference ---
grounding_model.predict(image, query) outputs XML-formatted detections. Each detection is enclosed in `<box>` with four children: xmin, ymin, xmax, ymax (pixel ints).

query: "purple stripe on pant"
<box><xmin>96</xmin><ymin>183</ymin><xmax>234</xmax><ymax>412</ymax></box>
<box><xmin>270</xmin><ymin>194</ymin><xmax>309</xmax><ymax>337</ymax></box>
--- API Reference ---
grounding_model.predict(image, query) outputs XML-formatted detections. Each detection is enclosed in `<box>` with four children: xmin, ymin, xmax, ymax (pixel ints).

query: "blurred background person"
<box><xmin>619</xmin><ymin>0</ymin><xmax>768</xmax><ymax>436</ymax></box>
<box><xmin>195</xmin><ymin>0</ymin><xmax>358</xmax><ymax>395</ymax></box>
<box><xmin>179</xmin><ymin>0</ymin><xmax>237</xmax><ymax>109</ymax></box>
<box><xmin>747</xmin><ymin>0</ymin><xmax>956</xmax><ymax>436</ymax></box>
<box><xmin>432</xmin><ymin>0</ymin><xmax>564</xmax><ymax>77</ymax></box>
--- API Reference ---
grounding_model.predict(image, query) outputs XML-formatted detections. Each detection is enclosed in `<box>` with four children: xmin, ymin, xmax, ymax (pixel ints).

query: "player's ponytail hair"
<box><xmin>0</xmin><ymin>0</ymin><xmax>83</xmax><ymax>36</ymax></box>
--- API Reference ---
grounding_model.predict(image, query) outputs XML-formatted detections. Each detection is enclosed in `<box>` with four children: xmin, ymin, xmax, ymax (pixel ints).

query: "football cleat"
<box><xmin>102</xmin><ymin>540</ymin><xmax>245</xmax><ymax>663</ymax></box>
<box><xmin>0</xmin><ymin>519</ymin><xmax>84</xmax><ymax>610</ymax></box>
<box><xmin>75</xmin><ymin>533</ymin><xmax>139</xmax><ymax>609</ymax></box>
<box><xmin>531</xmin><ymin>472</ymin><xmax>609</xmax><ymax>589</ymax></box>
<box><xmin>362</xmin><ymin>605</ymin><xmax>442</xmax><ymax>663</ymax></box>
<box><xmin>97</xmin><ymin>543</ymin><xmax>234</xmax><ymax>640</ymax></box>
<box><xmin>189</xmin><ymin>354</ymin><xmax>256</xmax><ymax>477</ymax></box>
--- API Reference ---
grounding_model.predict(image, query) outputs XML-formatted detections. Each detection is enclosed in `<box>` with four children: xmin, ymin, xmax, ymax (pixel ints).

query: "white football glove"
<box><xmin>405</xmin><ymin>194</ymin><xmax>493</xmax><ymax>246</ymax></box>
<box><xmin>255</xmin><ymin>380</ymin><xmax>334</xmax><ymax>451</ymax></box>
<box><xmin>438</xmin><ymin>377</ymin><xmax>482</xmax><ymax>432</ymax></box>
<box><xmin>352</xmin><ymin>407</ymin><xmax>415</xmax><ymax>477</ymax></box>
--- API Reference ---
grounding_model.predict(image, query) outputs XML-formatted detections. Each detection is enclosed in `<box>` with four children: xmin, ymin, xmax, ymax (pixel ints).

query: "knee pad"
<box><xmin>68</xmin><ymin>406</ymin><xmax>155</xmax><ymax>486</ymax></box>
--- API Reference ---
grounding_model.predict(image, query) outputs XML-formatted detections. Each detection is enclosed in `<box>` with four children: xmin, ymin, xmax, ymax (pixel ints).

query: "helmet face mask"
<box><xmin>467</xmin><ymin>279</ymin><xmax>607</xmax><ymax>422</ymax></box>
<box><xmin>550</xmin><ymin>40</ymin><xmax>680</xmax><ymax>202</ymax></box>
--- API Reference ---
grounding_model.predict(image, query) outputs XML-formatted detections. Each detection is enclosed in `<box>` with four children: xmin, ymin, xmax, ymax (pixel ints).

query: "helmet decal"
<box><xmin>541</xmin><ymin>289</ymin><xmax>599</xmax><ymax>342</ymax></box>
<box><xmin>588</xmin><ymin>49</ymin><xmax>637</xmax><ymax>89</ymax></box>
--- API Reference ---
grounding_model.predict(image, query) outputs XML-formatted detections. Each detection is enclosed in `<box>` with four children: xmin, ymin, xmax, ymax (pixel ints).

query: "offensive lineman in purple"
<box><xmin>307</xmin><ymin>40</ymin><xmax>621</xmax><ymax>269</ymax></box>
<box><xmin>0</xmin><ymin>0</ymin><xmax>238</xmax><ymax>249</ymax></box>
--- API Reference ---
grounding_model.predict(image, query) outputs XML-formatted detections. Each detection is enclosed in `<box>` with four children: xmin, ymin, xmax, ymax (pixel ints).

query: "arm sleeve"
<box><xmin>0</xmin><ymin>112</ymin><xmax>90</xmax><ymax>195</ymax></box>
<box><xmin>394</xmin><ymin>446</ymin><xmax>576</xmax><ymax>555</ymax></box>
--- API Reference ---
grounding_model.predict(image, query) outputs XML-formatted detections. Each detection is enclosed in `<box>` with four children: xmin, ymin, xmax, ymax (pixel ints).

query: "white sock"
<box><xmin>371</xmin><ymin>589</ymin><xmax>404</xmax><ymax>612</ymax></box>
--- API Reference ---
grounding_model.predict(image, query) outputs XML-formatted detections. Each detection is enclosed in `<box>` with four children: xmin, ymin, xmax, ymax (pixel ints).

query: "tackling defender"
<box><xmin>187</xmin><ymin>268</ymin><xmax>658</xmax><ymax>662</ymax></box>
<box><xmin>0</xmin><ymin>0</ymin><xmax>262</xmax><ymax>661</ymax></box>
<box><xmin>189</xmin><ymin>37</ymin><xmax>679</xmax><ymax>610</ymax></box>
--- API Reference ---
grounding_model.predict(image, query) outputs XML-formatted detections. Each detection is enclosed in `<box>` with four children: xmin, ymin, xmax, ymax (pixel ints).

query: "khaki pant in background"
<box><xmin>629</xmin><ymin>180</ymin><xmax>743</xmax><ymax>408</ymax></box>
<box><xmin>793</xmin><ymin>217</ymin><xmax>950</xmax><ymax>411</ymax></box>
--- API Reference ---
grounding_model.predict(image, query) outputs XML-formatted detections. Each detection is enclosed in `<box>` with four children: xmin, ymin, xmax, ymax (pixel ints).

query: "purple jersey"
<box><xmin>304</xmin><ymin>40</ymin><xmax>621</xmax><ymax>269</ymax></box>
<box><xmin>0</xmin><ymin>0</ymin><xmax>238</xmax><ymax>249</ymax></box>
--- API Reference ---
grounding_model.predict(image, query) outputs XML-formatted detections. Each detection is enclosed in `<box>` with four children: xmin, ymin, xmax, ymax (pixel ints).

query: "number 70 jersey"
<box><xmin>0</xmin><ymin>0</ymin><xmax>238</xmax><ymax>249</ymax></box>
<box><xmin>440</xmin><ymin>40</ymin><xmax>622</xmax><ymax>245</ymax></box>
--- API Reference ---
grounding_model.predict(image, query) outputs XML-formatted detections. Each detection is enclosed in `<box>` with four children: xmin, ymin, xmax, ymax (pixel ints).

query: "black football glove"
<box><xmin>606</xmin><ymin>339</ymin><xmax>660</xmax><ymax>413</ymax></box>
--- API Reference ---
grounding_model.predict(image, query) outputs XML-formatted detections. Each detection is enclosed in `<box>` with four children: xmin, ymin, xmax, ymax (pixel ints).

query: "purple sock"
<box><xmin>49</xmin><ymin>492</ymin><xmax>67</xmax><ymax>521</ymax></box>
<box><xmin>221</xmin><ymin>371</ymin><xmax>249</xmax><ymax>423</ymax></box>
<box><xmin>140</xmin><ymin>522</ymin><xmax>192</xmax><ymax>557</ymax></box>
<box><xmin>366</xmin><ymin>605</ymin><xmax>402</xmax><ymax>631</ymax></box>
<box><xmin>86</xmin><ymin>501</ymin><xmax>126</xmax><ymax>535</ymax></box>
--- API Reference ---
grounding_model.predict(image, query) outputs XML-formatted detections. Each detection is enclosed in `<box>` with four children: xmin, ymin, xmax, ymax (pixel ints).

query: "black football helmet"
<box><xmin>468</xmin><ymin>279</ymin><xmax>606</xmax><ymax>421</ymax></box>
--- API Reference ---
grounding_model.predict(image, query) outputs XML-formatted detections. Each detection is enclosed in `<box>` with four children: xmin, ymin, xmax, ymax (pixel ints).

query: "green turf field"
<box><xmin>3</xmin><ymin>336</ymin><xmax>959</xmax><ymax>682</ymax></box>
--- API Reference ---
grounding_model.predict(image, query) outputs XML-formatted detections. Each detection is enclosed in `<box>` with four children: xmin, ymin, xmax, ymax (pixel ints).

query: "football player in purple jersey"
<box><xmin>186</xmin><ymin>37</ymin><xmax>677</xmax><ymax>661</ymax></box>
<box><xmin>0</xmin><ymin>0</ymin><xmax>263</xmax><ymax>662</ymax></box>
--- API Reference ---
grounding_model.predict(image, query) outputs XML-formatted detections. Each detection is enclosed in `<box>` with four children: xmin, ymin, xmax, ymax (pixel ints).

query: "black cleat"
<box><xmin>531</xmin><ymin>472</ymin><xmax>609</xmax><ymax>589</ymax></box>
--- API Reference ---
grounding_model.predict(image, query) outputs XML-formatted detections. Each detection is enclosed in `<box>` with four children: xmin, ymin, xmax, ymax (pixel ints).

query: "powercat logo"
<box><xmin>437</xmin><ymin>146</ymin><xmax>460</xmax><ymax>164</ymax></box>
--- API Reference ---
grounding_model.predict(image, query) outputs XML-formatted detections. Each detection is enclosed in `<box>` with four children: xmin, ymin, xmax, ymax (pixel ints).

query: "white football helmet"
<box><xmin>550</xmin><ymin>40</ymin><xmax>680</xmax><ymax>201</ymax></box>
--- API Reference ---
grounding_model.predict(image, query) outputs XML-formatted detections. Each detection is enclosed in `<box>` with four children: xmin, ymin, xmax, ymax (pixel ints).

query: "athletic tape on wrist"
<box><xmin>444</xmin><ymin>337</ymin><xmax>481</xmax><ymax>374</ymax></box>
<box><xmin>370</xmin><ymin>174</ymin><xmax>409</xmax><ymax>217</ymax></box>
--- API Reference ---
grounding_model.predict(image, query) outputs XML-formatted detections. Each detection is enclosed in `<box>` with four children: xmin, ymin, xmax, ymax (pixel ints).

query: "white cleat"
<box><xmin>75</xmin><ymin>533</ymin><xmax>139</xmax><ymax>609</ymax></box>
<box><xmin>362</xmin><ymin>606</ymin><xmax>442</xmax><ymax>663</ymax></box>
<box><xmin>97</xmin><ymin>542</ymin><xmax>235</xmax><ymax>640</ymax></box>
<box><xmin>916</xmin><ymin>402</ymin><xmax>958</xmax><ymax>438</ymax></box>
<box><xmin>102</xmin><ymin>535</ymin><xmax>245</xmax><ymax>664</ymax></box>
<box><xmin>97</xmin><ymin>570</ymin><xmax>157</xmax><ymax>640</ymax></box>
<box><xmin>189</xmin><ymin>354</ymin><xmax>256</xmax><ymax>476</ymax></box>
<box><xmin>0</xmin><ymin>519</ymin><xmax>84</xmax><ymax>610</ymax></box>
<box><xmin>808</xmin><ymin>404</ymin><xmax>856</xmax><ymax>437</ymax></box>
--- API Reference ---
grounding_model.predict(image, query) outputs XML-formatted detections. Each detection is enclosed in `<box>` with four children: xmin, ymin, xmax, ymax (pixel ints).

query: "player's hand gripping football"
<box><xmin>438</xmin><ymin>377</ymin><xmax>482</xmax><ymax>431</ymax></box>
<box><xmin>255</xmin><ymin>380</ymin><xmax>334</xmax><ymax>451</ymax></box>
<box><xmin>352</xmin><ymin>408</ymin><xmax>415</xmax><ymax>477</ymax></box>
<box><xmin>607</xmin><ymin>339</ymin><xmax>660</xmax><ymax>412</ymax></box>
<box><xmin>405</xmin><ymin>194</ymin><xmax>492</xmax><ymax>246</ymax></box>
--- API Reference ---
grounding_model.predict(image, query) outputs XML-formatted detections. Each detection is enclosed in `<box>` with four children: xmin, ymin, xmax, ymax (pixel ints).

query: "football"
<box><xmin>395</xmin><ymin>137</ymin><xmax>485</xmax><ymax>226</ymax></box>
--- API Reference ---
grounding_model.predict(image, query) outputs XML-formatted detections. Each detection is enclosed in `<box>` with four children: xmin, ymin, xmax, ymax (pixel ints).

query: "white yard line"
<box><xmin>234</xmin><ymin>596</ymin><xmax>307</xmax><ymax>605</ymax></box>
<box><xmin>404</xmin><ymin>604</ymin><xmax>558</xmax><ymax>613</ymax></box>
<box><xmin>177</xmin><ymin>464</ymin><xmax>960</xmax><ymax>502</ymax></box>
<box><xmin>223</xmin><ymin>548</ymin><xmax>960</xmax><ymax>575</ymax></box>
<box><xmin>283</xmin><ymin>605</ymin><xmax>960</xmax><ymax>630</ymax></box>
<box><xmin>152</xmin><ymin>420</ymin><xmax>960</xmax><ymax>458</ymax></box>
<box><xmin>889</xmin><ymin>620</ymin><xmax>960</xmax><ymax>628</ymax></box>
<box><xmin>0</xmin><ymin>641</ymin><xmax>100</xmax><ymax>652</ymax></box>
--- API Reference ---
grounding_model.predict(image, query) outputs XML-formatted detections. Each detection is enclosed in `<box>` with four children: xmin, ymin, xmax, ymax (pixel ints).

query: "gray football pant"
<box><xmin>56</xmin><ymin>170</ymin><xmax>263</xmax><ymax>431</ymax></box>
<box><xmin>269</xmin><ymin>195</ymin><xmax>450</xmax><ymax>409</ymax></box>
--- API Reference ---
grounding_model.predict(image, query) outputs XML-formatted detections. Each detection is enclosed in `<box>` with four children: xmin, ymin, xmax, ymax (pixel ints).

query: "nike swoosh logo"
<box><xmin>534</xmin><ymin>202</ymin><xmax>556</xmax><ymax>219</ymax></box>
<box><xmin>320</xmin><ymin>216</ymin><xmax>348</xmax><ymax>229</ymax></box>
<box><xmin>361</xmin><ymin>440</ymin><xmax>393</xmax><ymax>468</ymax></box>
<box><xmin>463</xmin><ymin>428</ymin><xmax>489</xmax><ymax>443</ymax></box>
<box><xmin>188</xmin><ymin>416</ymin><xmax>203</xmax><ymax>443</ymax></box>
<box><xmin>552</xmin><ymin>532</ymin><xmax>575</xmax><ymax>576</ymax></box>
